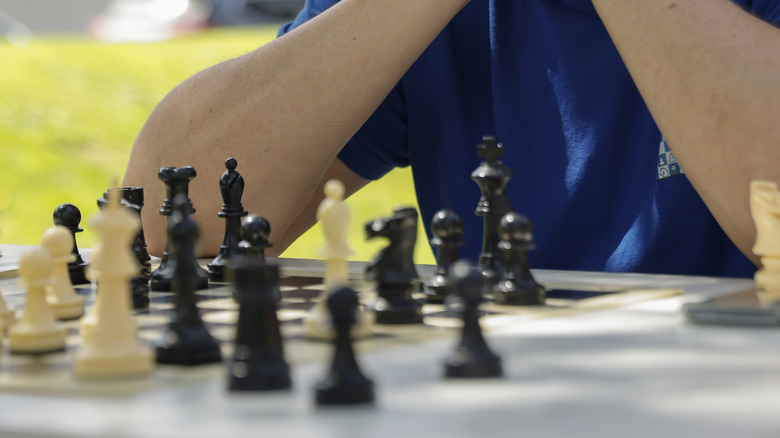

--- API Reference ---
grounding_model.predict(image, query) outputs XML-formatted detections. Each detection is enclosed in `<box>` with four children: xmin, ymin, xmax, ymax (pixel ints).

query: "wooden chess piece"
<box><xmin>8</xmin><ymin>248</ymin><xmax>66</xmax><ymax>354</ymax></box>
<box><xmin>443</xmin><ymin>261</ymin><xmax>502</xmax><ymax>378</ymax></box>
<box><xmin>228</xmin><ymin>260</ymin><xmax>290</xmax><ymax>391</ymax></box>
<box><xmin>424</xmin><ymin>209</ymin><xmax>464</xmax><ymax>303</ymax></box>
<box><xmin>208</xmin><ymin>157</ymin><xmax>248</xmax><ymax>281</ymax></box>
<box><xmin>493</xmin><ymin>212</ymin><xmax>545</xmax><ymax>305</ymax></box>
<box><xmin>236</xmin><ymin>214</ymin><xmax>272</xmax><ymax>262</ymax></box>
<box><xmin>365</xmin><ymin>207</ymin><xmax>423</xmax><ymax>324</ymax></box>
<box><xmin>52</xmin><ymin>203</ymin><xmax>89</xmax><ymax>285</ymax></box>
<box><xmin>74</xmin><ymin>188</ymin><xmax>153</xmax><ymax>378</ymax></box>
<box><xmin>0</xmin><ymin>283</ymin><xmax>16</xmax><ymax>331</ymax></box>
<box><xmin>150</xmin><ymin>166</ymin><xmax>208</xmax><ymax>291</ymax></box>
<box><xmin>304</xmin><ymin>180</ymin><xmax>372</xmax><ymax>340</ymax></box>
<box><xmin>471</xmin><ymin>136</ymin><xmax>514</xmax><ymax>284</ymax></box>
<box><xmin>98</xmin><ymin>187</ymin><xmax>151</xmax><ymax>308</ymax></box>
<box><xmin>750</xmin><ymin>180</ymin><xmax>780</xmax><ymax>305</ymax></box>
<box><xmin>155</xmin><ymin>194</ymin><xmax>222</xmax><ymax>366</ymax></box>
<box><xmin>40</xmin><ymin>225</ymin><xmax>85</xmax><ymax>320</ymax></box>
<box><xmin>315</xmin><ymin>286</ymin><xmax>375</xmax><ymax>405</ymax></box>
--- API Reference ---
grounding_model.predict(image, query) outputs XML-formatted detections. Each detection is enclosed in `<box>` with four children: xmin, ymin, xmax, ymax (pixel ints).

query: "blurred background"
<box><xmin>0</xmin><ymin>0</ymin><xmax>434</xmax><ymax>263</ymax></box>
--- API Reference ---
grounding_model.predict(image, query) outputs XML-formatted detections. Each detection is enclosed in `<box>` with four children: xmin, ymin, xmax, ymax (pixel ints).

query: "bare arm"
<box><xmin>123</xmin><ymin>0</ymin><xmax>470</xmax><ymax>257</ymax></box>
<box><xmin>592</xmin><ymin>0</ymin><xmax>780</xmax><ymax>263</ymax></box>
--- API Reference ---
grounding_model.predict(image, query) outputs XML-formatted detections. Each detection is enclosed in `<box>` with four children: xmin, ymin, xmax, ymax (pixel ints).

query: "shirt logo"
<box><xmin>657</xmin><ymin>138</ymin><xmax>683</xmax><ymax>180</ymax></box>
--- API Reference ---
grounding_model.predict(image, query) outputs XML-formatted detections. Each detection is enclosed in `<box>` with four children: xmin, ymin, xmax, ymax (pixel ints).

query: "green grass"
<box><xmin>0</xmin><ymin>28</ymin><xmax>434</xmax><ymax>264</ymax></box>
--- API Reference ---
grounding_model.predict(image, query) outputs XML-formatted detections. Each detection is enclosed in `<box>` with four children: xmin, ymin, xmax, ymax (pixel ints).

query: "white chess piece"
<box><xmin>73</xmin><ymin>187</ymin><xmax>152</xmax><ymax>379</ymax></box>
<box><xmin>303</xmin><ymin>180</ymin><xmax>373</xmax><ymax>340</ymax></box>
<box><xmin>8</xmin><ymin>248</ymin><xmax>66</xmax><ymax>354</ymax></box>
<box><xmin>0</xmin><ymin>273</ymin><xmax>16</xmax><ymax>330</ymax></box>
<box><xmin>750</xmin><ymin>180</ymin><xmax>780</xmax><ymax>304</ymax></box>
<box><xmin>41</xmin><ymin>226</ymin><xmax>85</xmax><ymax>320</ymax></box>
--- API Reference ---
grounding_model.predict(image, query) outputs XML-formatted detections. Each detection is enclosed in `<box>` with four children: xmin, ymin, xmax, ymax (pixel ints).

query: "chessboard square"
<box><xmin>201</xmin><ymin>310</ymin><xmax>237</xmax><ymax>325</ymax></box>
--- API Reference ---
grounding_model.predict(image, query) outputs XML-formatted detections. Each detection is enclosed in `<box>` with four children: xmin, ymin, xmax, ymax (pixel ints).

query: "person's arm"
<box><xmin>123</xmin><ymin>0</ymin><xmax>470</xmax><ymax>257</ymax></box>
<box><xmin>591</xmin><ymin>0</ymin><xmax>780</xmax><ymax>263</ymax></box>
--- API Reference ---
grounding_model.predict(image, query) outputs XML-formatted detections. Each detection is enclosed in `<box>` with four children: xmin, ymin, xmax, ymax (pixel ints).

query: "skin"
<box><xmin>591</xmin><ymin>0</ymin><xmax>780</xmax><ymax>264</ymax></box>
<box><xmin>125</xmin><ymin>0</ymin><xmax>779</xmax><ymax>266</ymax></box>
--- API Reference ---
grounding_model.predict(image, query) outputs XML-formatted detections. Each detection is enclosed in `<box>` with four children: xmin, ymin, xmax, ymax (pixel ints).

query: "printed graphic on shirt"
<box><xmin>657</xmin><ymin>138</ymin><xmax>683</xmax><ymax>180</ymax></box>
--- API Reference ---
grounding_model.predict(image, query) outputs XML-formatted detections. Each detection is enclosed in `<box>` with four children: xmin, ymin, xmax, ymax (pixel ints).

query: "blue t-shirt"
<box><xmin>280</xmin><ymin>0</ymin><xmax>780</xmax><ymax>277</ymax></box>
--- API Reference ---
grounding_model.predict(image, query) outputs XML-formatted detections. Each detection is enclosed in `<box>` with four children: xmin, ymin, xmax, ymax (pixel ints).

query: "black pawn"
<box><xmin>471</xmin><ymin>136</ymin><xmax>514</xmax><ymax>284</ymax></box>
<box><xmin>364</xmin><ymin>207</ymin><xmax>422</xmax><ymax>324</ymax></box>
<box><xmin>444</xmin><ymin>261</ymin><xmax>502</xmax><ymax>378</ymax></box>
<box><xmin>155</xmin><ymin>194</ymin><xmax>222</xmax><ymax>366</ymax></box>
<box><xmin>315</xmin><ymin>286</ymin><xmax>375</xmax><ymax>405</ymax></box>
<box><xmin>150</xmin><ymin>166</ymin><xmax>208</xmax><ymax>291</ymax></box>
<box><xmin>424</xmin><ymin>209</ymin><xmax>464</xmax><ymax>303</ymax></box>
<box><xmin>237</xmin><ymin>214</ymin><xmax>272</xmax><ymax>263</ymax></box>
<box><xmin>227</xmin><ymin>261</ymin><xmax>290</xmax><ymax>391</ymax></box>
<box><xmin>52</xmin><ymin>203</ymin><xmax>89</xmax><ymax>285</ymax></box>
<box><xmin>494</xmin><ymin>212</ymin><xmax>545</xmax><ymax>305</ymax></box>
<box><xmin>97</xmin><ymin>187</ymin><xmax>151</xmax><ymax>308</ymax></box>
<box><xmin>208</xmin><ymin>158</ymin><xmax>248</xmax><ymax>282</ymax></box>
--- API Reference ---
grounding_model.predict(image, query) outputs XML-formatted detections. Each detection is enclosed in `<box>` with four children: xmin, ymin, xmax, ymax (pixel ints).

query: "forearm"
<box><xmin>124</xmin><ymin>0</ymin><xmax>470</xmax><ymax>256</ymax></box>
<box><xmin>592</xmin><ymin>0</ymin><xmax>780</xmax><ymax>262</ymax></box>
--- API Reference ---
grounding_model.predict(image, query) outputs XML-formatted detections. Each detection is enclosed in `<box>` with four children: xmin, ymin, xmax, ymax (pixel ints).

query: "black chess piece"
<box><xmin>52</xmin><ymin>203</ymin><xmax>89</xmax><ymax>285</ymax></box>
<box><xmin>208</xmin><ymin>158</ymin><xmax>248</xmax><ymax>282</ymax></box>
<box><xmin>315</xmin><ymin>286</ymin><xmax>375</xmax><ymax>405</ymax></box>
<box><xmin>494</xmin><ymin>212</ymin><xmax>545</xmax><ymax>305</ymax></box>
<box><xmin>471</xmin><ymin>136</ymin><xmax>514</xmax><ymax>284</ymax></box>
<box><xmin>424</xmin><ymin>209</ymin><xmax>464</xmax><ymax>303</ymax></box>
<box><xmin>150</xmin><ymin>166</ymin><xmax>209</xmax><ymax>291</ymax></box>
<box><xmin>227</xmin><ymin>260</ymin><xmax>291</xmax><ymax>391</ymax></box>
<box><xmin>364</xmin><ymin>207</ymin><xmax>423</xmax><ymax>324</ymax></box>
<box><xmin>97</xmin><ymin>187</ymin><xmax>151</xmax><ymax>308</ymax></box>
<box><xmin>443</xmin><ymin>260</ymin><xmax>503</xmax><ymax>378</ymax></box>
<box><xmin>155</xmin><ymin>194</ymin><xmax>222</xmax><ymax>366</ymax></box>
<box><xmin>237</xmin><ymin>214</ymin><xmax>272</xmax><ymax>263</ymax></box>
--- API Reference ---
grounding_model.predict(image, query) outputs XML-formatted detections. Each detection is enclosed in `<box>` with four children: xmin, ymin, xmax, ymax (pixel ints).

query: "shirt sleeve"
<box><xmin>277</xmin><ymin>0</ymin><xmax>410</xmax><ymax>181</ymax></box>
<box><xmin>737</xmin><ymin>0</ymin><xmax>780</xmax><ymax>24</ymax></box>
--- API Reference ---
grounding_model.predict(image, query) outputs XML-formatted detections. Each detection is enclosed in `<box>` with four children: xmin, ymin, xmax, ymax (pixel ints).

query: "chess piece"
<box><xmin>365</xmin><ymin>207</ymin><xmax>423</xmax><ymax>324</ymax></box>
<box><xmin>74</xmin><ymin>188</ymin><xmax>153</xmax><ymax>378</ymax></box>
<box><xmin>98</xmin><ymin>187</ymin><xmax>152</xmax><ymax>308</ymax></box>
<box><xmin>155</xmin><ymin>194</ymin><xmax>222</xmax><ymax>366</ymax></box>
<box><xmin>151</xmin><ymin>166</ymin><xmax>208</xmax><ymax>291</ymax></box>
<box><xmin>443</xmin><ymin>261</ymin><xmax>502</xmax><ymax>378</ymax></box>
<box><xmin>315</xmin><ymin>286</ymin><xmax>375</xmax><ymax>405</ymax></box>
<box><xmin>471</xmin><ymin>136</ymin><xmax>514</xmax><ymax>284</ymax></box>
<box><xmin>228</xmin><ymin>260</ymin><xmax>291</xmax><ymax>391</ymax></box>
<box><xmin>40</xmin><ymin>226</ymin><xmax>85</xmax><ymax>320</ymax></box>
<box><xmin>493</xmin><ymin>212</ymin><xmax>545</xmax><ymax>305</ymax></box>
<box><xmin>228</xmin><ymin>214</ymin><xmax>273</xmax><ymax>302</ymax></box>
<box><xmin>303</xmin><ymin>180</ymin><xmax>372</xmax><ymax>340</ymax></box>
<box><xmin>8</xmin><ymin>248</ymin><xmax>66</xmax><ymax>354</ymax></box>
<box><xmin>424</xmin><ymin>209</ymin><xmax>464</xmax><ymax>303</ymax></box>
<box><xmin>208</xmin><ymin>158</ymin><xmax>248</xmax><ymax>281</ymax></box>
<box><xmin>750</xmin><ymin>180</ymin><xmax>780</xmax><ymax>305</ymax></box>
<box><xmin>52</xmin><ymin>203</ymin><xmax>89</xmax><ymax>285</ymax></box>
<box><xmin>0</xmin><ymin>283</ymin><xmax>16</xmax><ymax>330</ymax></box>
<box><xmin>236</xmin><ymin>214</ymin><xmax>272</xmax><ymax>262</ymax></box>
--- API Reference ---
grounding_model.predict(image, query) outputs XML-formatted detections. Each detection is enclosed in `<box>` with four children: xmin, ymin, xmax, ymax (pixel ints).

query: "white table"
<box><xmin>0</xmin><ymin>246</ymin><xmax>777</xmax><ymax>438</ymax></box>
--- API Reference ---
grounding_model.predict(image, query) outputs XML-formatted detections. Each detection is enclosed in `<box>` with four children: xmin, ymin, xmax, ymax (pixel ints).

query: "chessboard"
<box><xmin>0</xmin><ymin>247</ymin><xmax>682</xmax><ymax>397</ymax></box>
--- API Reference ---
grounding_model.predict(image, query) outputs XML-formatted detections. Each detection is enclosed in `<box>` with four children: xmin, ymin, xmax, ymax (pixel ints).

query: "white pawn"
<box><xmin>41</xmin><ymin>226</ymin><xmax>85</xmax><ymax>320</ymax></box>
<box><xmin>73</xmin><ymin>187</ymin><xmax>152</xmax><ymax>379</ymax></box>
<box><xmin>303</xmin><ymin>180</ymin><xmax>373</xmax><ymax>340</ymax></box>
<box><xmin>8</xmin><ymin>248</ymin><xmax>66</xmax><ymax>354</ymax></box>
<box><xmin>750</xmin><ymin>180</ymin><xmax>780</xmax><ymax>304</ymax></box>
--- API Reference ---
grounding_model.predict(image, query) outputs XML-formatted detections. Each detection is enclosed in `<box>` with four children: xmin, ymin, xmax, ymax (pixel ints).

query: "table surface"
<box><xmin>0</xmin><ymin>245</ymin><xmax>778</xmax><ymax>438</ymax></box>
